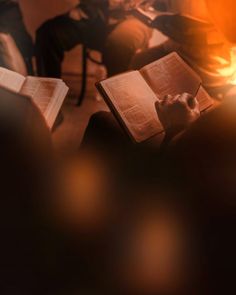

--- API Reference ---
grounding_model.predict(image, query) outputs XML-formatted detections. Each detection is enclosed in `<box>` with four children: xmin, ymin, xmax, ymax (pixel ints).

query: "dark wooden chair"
<box><xmin>77</xmin><ymin>45</ymin><xmax>103</xmax><ymax>106</ymax></box>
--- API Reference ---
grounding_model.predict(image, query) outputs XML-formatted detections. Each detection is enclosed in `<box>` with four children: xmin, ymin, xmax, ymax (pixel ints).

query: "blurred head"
<box><xmin>205</xmin><ymin>0</ymin><xmax>236</xmax><ymax>43</ymax></box>
<box><xmin>170</xmin><ymin>99</ymin><xmax>236</xmax><ymax>295</ymax></box>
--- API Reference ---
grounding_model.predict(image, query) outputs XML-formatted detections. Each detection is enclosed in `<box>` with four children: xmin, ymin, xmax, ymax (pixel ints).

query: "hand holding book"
<box><xmin>155</xmin><ymin>93</ymin><xmax>200</xmax><ymax>138</ymax></box>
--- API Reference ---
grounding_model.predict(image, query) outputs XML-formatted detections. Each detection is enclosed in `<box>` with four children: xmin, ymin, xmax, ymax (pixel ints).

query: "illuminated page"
<box><xmin>140</xmin><ymin>52</ymin><xmax>213</xmax><ymax>111</ymax></box>
<box><xmin>20</xmin><ymin>77</ymin><xmax>68</xmax><ymax>128</ymax></box>
<box><xmin>140</xmin><ymin>52</ymin><xmax>201</xmax><ymax>99</ymax></box>
<box><xmin>100</xmin><ymin>71</ymin><xmax>163</xmax><ymax>143</ymax></box>
<box><xmin>195</xmin><ymin>86</ymin><xmax>213</xmax><ymax>112</ymax></box>
<box><xmin>0</xmin><ymin>67</ymin><xmax>25</xmax><ymax>92</ymax></box>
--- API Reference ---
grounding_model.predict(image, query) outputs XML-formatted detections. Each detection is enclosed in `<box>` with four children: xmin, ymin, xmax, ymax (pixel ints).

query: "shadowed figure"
<box><xmin>35</xmin><ymin>0</ymin><xmax>151</xmax><ymax>77</ymax></box>
<box><xmin>0</xmin><ymin>87</ymin><xmax>55</xmax><ymax>294</ymax></box>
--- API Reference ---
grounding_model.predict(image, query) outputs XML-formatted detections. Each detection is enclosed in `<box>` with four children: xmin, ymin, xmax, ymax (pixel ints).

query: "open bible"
<box><xmin>0</xmin><ymin>67</ymin><xmax>68</xmax><ymax>129</ymax></box>
<box><xmin>96</xmin><ymin>52</ymin><xmax>213</xmax><ymax>143</ymax></box>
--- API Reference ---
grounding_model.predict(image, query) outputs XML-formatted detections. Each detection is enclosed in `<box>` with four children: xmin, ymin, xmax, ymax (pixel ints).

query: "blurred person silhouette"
<box><xmin>165</xmin><ymin>98</ymin><xmax>236</xmax><ymax>295</ymax></box>
<box><xmin>35</xmin><ymin>0</ymin><xmax>152</xmax><ymax>78</ymax></box>
<box><xmin>0</xmin><ymin>0</ymin><xmax>34</xmax><ymax>73</ymax></box>
<box><xmin>0</xmin><ymin>87</ymin><xmax>57</xmax><ymax>294</ymax></box>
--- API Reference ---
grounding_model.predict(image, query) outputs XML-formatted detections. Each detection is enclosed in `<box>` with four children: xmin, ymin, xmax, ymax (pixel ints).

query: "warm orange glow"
<box><xmin>55</xmin><ymin>152</ymin><xmax>112</xmax><ymax>232</ymax></box>
<box><xmin>215</xmin><ymin>48</ymin><xmax>236</xmax><ymax>85</ymax></box>
<box><xmin>205</xmin><ymin>0</ymin><xmax>236</xmax><ymax>43</ymax></box>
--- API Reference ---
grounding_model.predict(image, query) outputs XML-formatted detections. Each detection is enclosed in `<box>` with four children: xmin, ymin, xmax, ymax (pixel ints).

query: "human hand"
<box><xmin>155</xmin><ymin>93</ymin><xmax>200</xmax><ymax>137</ymax></box>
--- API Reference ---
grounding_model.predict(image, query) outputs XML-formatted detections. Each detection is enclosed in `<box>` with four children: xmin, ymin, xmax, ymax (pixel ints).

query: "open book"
<box><xmin>0</xmin><ymin>67</ymin><xmax>68</xmax><ymax>129</ymax></box>
<box><xmin>96</xmin><ymin>52</ymin><xmax>213</xmax><ymax>143</ymax></box>
<box><xmin>132</xmin><ymin>5</ymin><xmax>174</xmax><ymax>26</ymax></box>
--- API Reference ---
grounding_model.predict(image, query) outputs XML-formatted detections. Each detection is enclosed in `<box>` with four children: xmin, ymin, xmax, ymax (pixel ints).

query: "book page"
<box><xmin>20</xmin><ymin>77</ymin><xmax>68</xmax><ymax>128</ymax></box>
<box><xmin>140</xmin><ymin>52</ymin><xmax>212</xmax><ymax>111</ymax></box>
<box><xmin>0</xmin><ymin>67</ymin><xmax>25</xmax><ymax>92</ymax></box>
<box><xmin>20</xmin><ymin>77</ymin><xmax>61</xmax><ymax>114</ymax></box>
<box><xmin>100</xmin><ymin>71</ymin><xmax>163</xmax><ymax>143</ymax></box>
<box><xmin>140</xmin><ymin>52</ymin><xmax>201</xmax><ymax>99</ymax></box>
<box><xmin>196</xmin><ymin>86</ymin><xmax>213</xmax><ymax>112</ymax></box>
